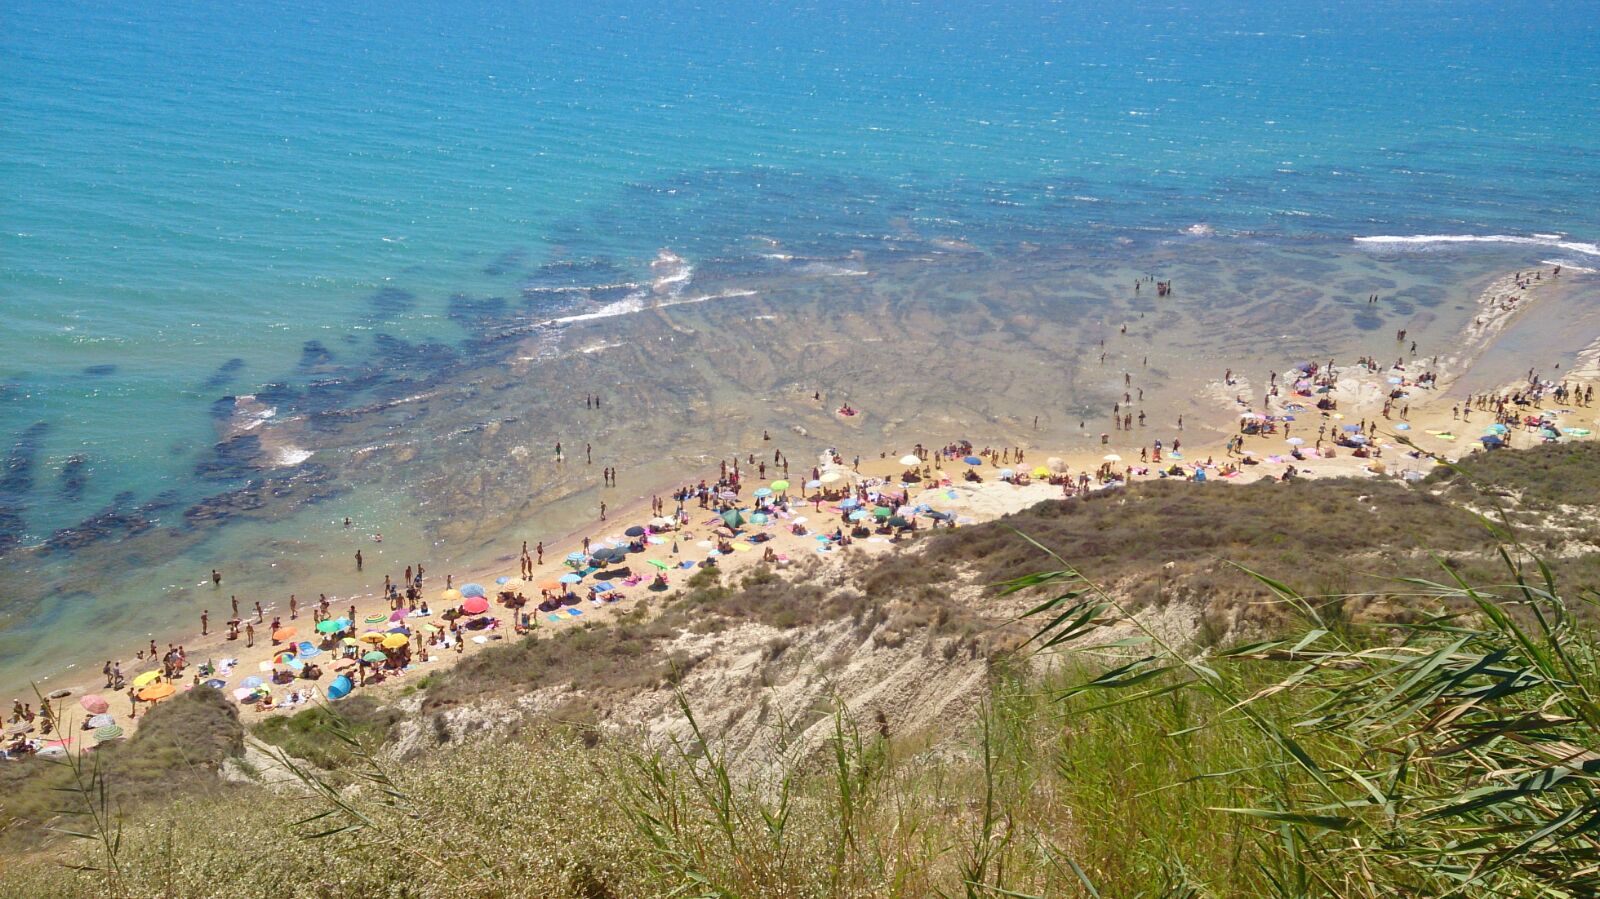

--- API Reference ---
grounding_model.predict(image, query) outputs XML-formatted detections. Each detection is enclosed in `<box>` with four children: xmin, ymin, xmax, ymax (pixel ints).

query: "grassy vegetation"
<box><xmin>250</xmin><ymin>694</ymin><xmax>400</xmax><ymax>771</ymax></box>
<box><xmin>1427</xmin><ymin>440</ymin><xmax>1600</xmax><ymax>510</ymax></box>
<box><xmin>0</xmin><ymin>686</ymin><xmax>243</xmax><ymax>849</ymax></box>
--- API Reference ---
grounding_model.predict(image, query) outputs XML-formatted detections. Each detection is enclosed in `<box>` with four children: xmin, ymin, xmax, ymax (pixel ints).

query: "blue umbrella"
<box><xmin>387</xmin><ymin>625</ymin><xmax>410</xmax><ymax>635</ymax></box>
<box><xmin>753</xmin><ymin>487</ymin><xmax>772</xmax><ymax>498</ymax></box>
<box><xmin>1342</xmin><ymin>424</ymin><xmax>1361</xmax><ymax>432</ymax></box>
<box><xmin>566</xmin><ymin>551</ymin><xmax>587</xmax><ymax>562</ymax></box>
<box><xmin>963</xmin><ymin>455</ymin><xmax>983</xmax><ymax>465</ymax></box>
<box><xmin>560</xmin><ymin>573</ymin><xmax>582</xmax><ymax>584</ymax></box>
<box><xmin>296</xmin><ymin>642</ymin><xmax>322</xmax><ymax>658</ymax></box>
<box><xmin>840</xmin><ymin>498</ymin><xmax>860</xmax><ymax>509</ymax></box>
<box><xmin>240</xmin><ymin>676</ymin><xmax>263</xmax><ymax>689</ymax></box>
<box><xmin>849</xmin><ymin>510</ymin><xmax>870</xmax><ymax>521</ymax></box>
<box><xmin>460</xmin><ymin>583</ymin><xmax>486</xmax><ymax>598</ymax></box>
<box><xmin>326</xmin><ymin>675</ymin><xmax>353</xmax><ymax>700</ymax></box>
<box><xmin>625</xmin><ymin>525</ymin><xmax>646</xmax><ymax>537</ymax></box>
<box><xmin>495</xmin><ymin>575</ymin><xmax>513</xmax><ymax>585</ymax></box>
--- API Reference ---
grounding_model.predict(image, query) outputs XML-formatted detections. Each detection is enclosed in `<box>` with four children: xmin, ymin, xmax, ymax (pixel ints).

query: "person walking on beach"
<box><xmin>600</xmin><ymin>501</ymin><xmax>607</xmax><ymax>521</ymax></box>
<box><xmin>355</xmin><ymin>549</ymin><xmax>363</xmax><ymax>570</ymax></box>
<box><xmin>536</xmin><ymin>541</ymin><xmax>544</xmax><ymax>565</ymax></box>
<box><xmin>245</xmin><ymin>622</ymin><xmax>255</xmax><ymax>647</ymax></box>
<box><xmin>289</xmin><ymin>595</ymin><xmax>298</xmax><ymax>620</ymax></box>
<box><xmin>103</xmin><ymin>660</ymin><xmax>114</xmax><ymax>688</ymax></box>
<box><xmin>201</xmin><ymin>610</ymin><xmax>209</xmax><ymax>636</ymax></box>
<box><xmin>231</xmin><ymin>595</ymin><xmax>238</xmax><ymax>618</ymax></box>
<box><xmin>254</xmin><ymin>601</ymin><xmax>264</xmax><ymax>623</ymax></box>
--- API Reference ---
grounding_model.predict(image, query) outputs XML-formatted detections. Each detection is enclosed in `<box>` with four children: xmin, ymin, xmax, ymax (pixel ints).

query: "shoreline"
<box><xmin>7</xmin><ymin>263</ymin><xmax>1597</xmax><ymax>741</ymax></box>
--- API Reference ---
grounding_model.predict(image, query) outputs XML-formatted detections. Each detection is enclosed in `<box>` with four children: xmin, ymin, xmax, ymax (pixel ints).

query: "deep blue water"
<box><xmin>1</xmin><ymin>0</ymin><xmax>1597</xmax><ymax>689</ymax></box>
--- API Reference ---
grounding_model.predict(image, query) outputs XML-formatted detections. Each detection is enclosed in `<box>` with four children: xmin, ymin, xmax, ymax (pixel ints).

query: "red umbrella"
<box><xmin>80</xmin><ymin>694</ymin><xmax>110</xmax><ymax>715</ymax></box>
<box><xmin>461</xmin><ymin>596</ymin><xmax>489</xmax><ymax>615</ymax></box>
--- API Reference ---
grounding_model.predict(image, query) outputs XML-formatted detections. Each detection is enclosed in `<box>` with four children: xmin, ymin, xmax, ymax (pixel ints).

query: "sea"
<box><xmin>2</xmin><ymin>0</ymin><xmax>1598</xmax><ymax>695</ymax></box>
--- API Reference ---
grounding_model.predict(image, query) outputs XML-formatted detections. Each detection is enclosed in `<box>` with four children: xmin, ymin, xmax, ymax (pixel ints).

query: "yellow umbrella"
<box><xmin>341</xmin><ymin>636</ymin><xmax>360</xmax><ymax>646</ymax></box>
<box><xmin>131</xmin><ymin>670</ymin><xmax>161</xmax><ymax>689</ymax></box>
<box><xmin>1032</xmin><ymin>466</ymin><xmax>1050</xmax><ymax>478</ymax></box>
<box><xmin>359</xmin><ymin>631</ymin><xmax>387</xmax><ymax>644</ymax></box>
<box><xmin>381</xmin><ymin>633</ymin><xmax>409</xmax><ymax>649</ymax></box>
<box><xmin>440</xmin><ymin>588</ymin><xmax>462</xmax><ymax>602</ymax></box>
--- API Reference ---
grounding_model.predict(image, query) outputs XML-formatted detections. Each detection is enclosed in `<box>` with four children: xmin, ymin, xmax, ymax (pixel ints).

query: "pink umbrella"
<box><xmin>80</xmin><ymin>694</ymin><xmax>110</xmax><ymax>715</ymax></box>
<box><xmin>389</xmin><ymin>608</ymin><xmax>411</xmax><ymax>622</ymax></box>
<box><xmin>461</xmin><ymin>596</ymin><xmax>489</xmax><ymax>615</ymax></box>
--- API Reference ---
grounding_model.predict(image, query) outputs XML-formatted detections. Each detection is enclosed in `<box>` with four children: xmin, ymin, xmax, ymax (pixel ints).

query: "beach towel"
<box><xmin>567</xmin><ymin>608</ymin><xmax>583</xmax><ymax>617</ymax></box>
<box><xmin>547</xmin><ymin>614</ymin><xmax>564</xmax><ymax>623</ymax></box>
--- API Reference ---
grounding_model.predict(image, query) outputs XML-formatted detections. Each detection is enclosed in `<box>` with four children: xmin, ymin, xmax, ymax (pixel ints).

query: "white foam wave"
<box><xmin>1355</xmin><ymin>233</ymin><xmax>1600</xmax><ymax>258</ymax></box>
<box><xmin>1542</xmin><ymin>259</ymin><xmax>1599</xmax><ymax>274</ymax></box>
<box><xmin>650</xmin><ymin>249</ymin><xmax>692</xmax><ymax>298</ymax></box>
<box><xmin>275</xmin><ymin>447</ymin><xmax>313</xmax><ymax>466</ymax></box>
<box><xmin>523</xmin><ymin>282</ymin><xmax>641</xmax><ymax>295</ymax></box>
<box><xmin>1184</xmin><ymin>223</ymin><xmax>1215</xmax><ymax>237</ymax></box>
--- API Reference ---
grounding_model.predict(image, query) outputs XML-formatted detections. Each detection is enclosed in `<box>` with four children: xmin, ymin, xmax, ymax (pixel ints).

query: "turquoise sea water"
<box><xmin>2</xmin><ymin>0</ymin><xmax>1598</xmax><ymax>692</ymax></box>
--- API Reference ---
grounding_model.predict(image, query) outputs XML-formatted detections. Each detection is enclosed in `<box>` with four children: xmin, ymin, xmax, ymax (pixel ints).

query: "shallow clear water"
<box><xmin>1</xmin><ymin>0</ymin><xmax>1597</xmax><ymax>693</ymax></box>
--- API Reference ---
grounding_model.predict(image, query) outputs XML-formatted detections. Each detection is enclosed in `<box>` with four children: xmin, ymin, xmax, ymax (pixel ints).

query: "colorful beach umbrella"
<box><xmin>1032</xmin><ymin>466</ymin><xmax>1050</xmax><ymax>478</ymax></box>
<box><xmin>315</xmin><ymin>619</ymin><xmax>342</xmax><ymax>634</ymax></box>
<box><xmin>381</xmin><ymin>633</ymin><xmax>409</xmax><ymax>649</ymax></box>
<box><xmin>495</xmin><ymin>575</ymin><xmax>514</xmax><ymax>585</ymax></box>
<box><xmin>753</xmin><ymin>487</ymin><xmax>772</xmax><ymax>498</ymax></box>
<box><xmin>648</xmin><ymin>559</ymin><xmax>669</xmax><ymax>570</ymax></box>
<box><xmin>364</xmin><ymin>613</ymin><xmax>389</xmax><ymax>625</ymax></box>
<box><xmin>80</xmin><ymin>695</ymin><xmax>110</xmax><ymax>715</ymax></box>
<box><xmin>559</xmin><ymin>573</ymin><xmax>582</xmax><ymax>584</ymax></box>
<box><xmin>439</xmin><ymin>588</ymin><xmax>463</xmax><ymax>602</ymax></box>
<box><xmin>359</xmin><ymin>631</ymin><xmax>387</xmax><ymax>644</ymax></box>
<box><xmin>94</xmin><ymin>725</ymin><xmax>124</xmax><ymax>743</ymax></box>
<box><xmin>873</xmin><ymin>506</ymin><xmax>891</xmax><ymax>519</ymax></box>
<box><xmin>963</xmin><ymin>455</ymin><xmax>983</xmax><ymax>465</ymax></box>
<box><xmin>460</xmin><ymin>583</ymin><xmax>486</xmax><ymax>598</ymax></box>
<box><xmin>86</xmin><ymin>713</ymin><xmax>115</xmax><ymax>728</ymax></box>
<box><xmin>271</xmin><ymin>627</ymin><xmax>296</xmax><ymax>642</ymax></box>
<box><xmin>770</xmin><ymin>480</ymin><xmax>790</xmax><ymax>491</ymax></box>
<box><xmin>362</xmin><ymin>651</ymin><xmax>388</xmax><ymax>663</ymax></box>
<box><xmin>138</xmin><ymin>683</ymin><xmax>176</xmax><ymax>702</ymax></box>
<box><xmin>849</xmin><ymin>510</ymin><xmax>869</xmax><ymax>521</ymax></box>
<box><xmin>130</xmin><ymin>670</ymin><xmax>161</xmax><ymax>689</ymax></box>
<box><xmin>461</xmin><ymin>596</ymin><xmax>490</xmax><ymax>615</ymax></box>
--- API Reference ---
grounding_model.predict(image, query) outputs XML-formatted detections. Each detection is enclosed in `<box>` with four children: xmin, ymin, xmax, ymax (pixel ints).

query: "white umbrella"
<box><xmin>898</xmin><ymin>454</ymin><xmax>921</xmax><ymax>466</ymax></box>
<box><xmin>1286</xmin><ymin>437</ymin><xmax>1305</xmax><ymax>446</ymax></box>
<box><xmin>1103</xmin><ymin>454</ymin><xmax>1122</xmax><ymax>462</ymax></box>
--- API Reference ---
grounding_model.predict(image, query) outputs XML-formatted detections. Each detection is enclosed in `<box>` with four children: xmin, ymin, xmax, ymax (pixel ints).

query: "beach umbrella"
<box><xmin>86</xmin><ymin>714</ymin><xmax>115</xmax><ymax>728</ymax></box>
<box><xmin>849</xmin><ymin>510</ymin><xmax>870</xmax><ymax>521</ymax></box>
<box><xmin>888</xmin><ymin>515</ymin><xmax>910</xmax><ymax>528</ymax></box>
<box><xmin>1481</xmin><ymin>435</ymin><xmax>1505</xmax><ymax>448</ymax></box>
<box><xmin>806</xmin><ymin>479</ymin><xmax>822</xmax><ymax>489</ymax></box>
<box><xmin>999</xmin><ymin>468</ymin><xmax>1015</xmax><ymax>478</ymax></box>
<box><xmin>272</xmin><ymin>626</ymin><xmax>296</xmax><ymax>642</ymax></box>
<box><xmin>753</xmin><ymin>487</ymin><xmax>772</xmax><ymax>499</ymax></box>
<box><xmin>1350</xmin><ymin>434</ymin><xmax>1369</xmax><ymax>444</ymax></box>
<box><xmin>559</xmin><ymin>573</ymin><xmax>582</xmax><ymax>584</ymax></box>
<box><xmin>1032</xmin><ymin>466</ymin><xmax>1050</xmax><ymax>478</ymax></box>
<box><xmin>963</xmin><ymin>455</ymin><xmax>983</xmax><ymax>465</ymax></box>
<box><xmin>648</xmin><ymin>559</ymin><xmax>669</xmax><ymax>570</ymax></box>
<box><xmin>460</xmin><ymin>583</ymin><xmax>486</xmax><ymax>598</ymax></box>
<box><xmin>839</xmin><ymin>498</ymin><xmax>860</xmax><ymax>510</ymax></box>
<box><xmin>298</xmin><ymin>641</ymin><xmax>321</xmax><ymax>657</ymax></box>
<box><xmin>388</xmin><ymin>608</ymin><xmax>411</xmax><ymax>623</ymax></box>
<box><xmin>650</xmin><ymin>516</ymin><xmax>676</xmax><ymax>529</ymax></box>
<box><xmin>624</xmin><ymin>525</ymin><xmax>646</xmax><ymax>537</ymax></box>
<box><xmin>341</xmin><ymin>636</ymin><xmax>360</xmax><ymax>646</ymax></box>
<box><xmin>94</xmin><ymin>725</ymin><xmax>124</xmax><ymax>743</ymax></box>
<box><xmin>138</xmin><ymin>683</ymin><xmax>176</xmax><ymax>702</ymax></box>
<box><xmin>898</xmin><ymin>455</ymin><xmax>922</xmax><ymax>466</ymax></box>
<box><xmin>1486</xmin><ymin>423</ymin><xmax>1509</xmax><ymax>434</ymax></box>
<box><xmin>565</xmin><ymin>552</ymin><xmax>586</xmax><ymax>563</ymax></box>
<box><xmin>1342</xmin><ymin>424</ymin><xmax>1361</xmax><ymax>432</ymax></box>
<box><xmin>326</xmin><ymin>675</ymin><xmax>353</xmax><ymax>700</ymax></box>
<box><xmin>130</xmin><ymin>670</ymin><xmax>161</xmax><ymax>689</ymax></box>
<box><xmin>359</xmin><ymin>631</ymin><xmax>386</xmax><ymax>644</ymax></box>
<box><xmin>440</xmin><ymin>588</ymin><xmax>463</xmax><ymax>603</ymax></box>
<box><xmin>381</xmin><ymin>633</ymin><xmax>409</xmax><ymax>649</ymax></box>
<box><xmin>1046</xmin><ymin>456</ymin><xmax>1067</xmax><ymax>473</ymax></box>
<box><xmin>721</xmin><ymin>509</ymin><xmax>744</xmax><ymax>528</ymax></box>
<box><xmin>873</xmin><ymin>506</ymin><xmax>891</xmax><ymax>519</ymax></box>
<box><xmin>203</xmin><ymin>678</ymin><xmax>227</xmax><ymax>690</ymax></box>
<box><xmin>747</xmin><ymin>512</ymin><xmax>767</xmax><ymax>526</ymax></box>
<box><xmin>495</xmin><ymin>575</ymin><xmax>514</xmax><ymax>585</ymax></box>
<box><xmin>315</xmin><ymin>619</ymin><xmax>342</xmax><ymax>634</ymax></box>
<box><xmin>770</xmin><ymin>479</ymin><xmax>790</xmax><ymax>491</ymax></box>
<box><xmin>820</xmin><ymin>471</ymin><xmax>843</xmax><ymax>484</ymax></box>
<box><xmin>1286</xmin><ymin>437</ymin><xmax>1305</xmax><ymax>446</ymax></box>
<box><xmin>364</xmin><ymin>613</ymin><xmax>389</xmax><ymax>625</ymax></box>
<box><xmin>240</xmin><ymin>675</ymin><xmax>264</xmax><ymax>689</ymax></box>
<box><xmin>80</xmin><ymin>695</ymin><xmax>110</xmax><ymax>715</ymax></box>
<box><xmin>362</xmin><ymin>650</ymin><xmax>388</xmax><ymax>663</ymax></box>
<box><xmin>539</xmin><ymin>580</ymin><xmax>561</xmax><ymax>592</ymax></box>
<box><xmin>1102</xmin><ymin>454</ymin><xmax>1122</xmax><ymax>463</ymax></box>
<box><xmin>3</xmin><ymin>722</ymin><xmax>31</xmax><ymax>737</ymax></box>
<box><xmin>461</xmin><ymin>596</ymin><xmax>490</xmax><ymax>615</ymax></box>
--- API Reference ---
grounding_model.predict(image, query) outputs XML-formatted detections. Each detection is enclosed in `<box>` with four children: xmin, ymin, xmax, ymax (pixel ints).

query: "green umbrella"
<box><xmin>94</xmin><ymin>724</ymin><xmax>124</xmax><ymax>742</ymax></box>
<box><xmin>721</xmin><ymin>509</ymin><xmax>744</xmax><ymax>528</ymax></box>
<box><xmin>770</xmin><ymin>480</ymin><xmax>789</xmax><ymax>491</ymax></box>
<box><xmin>888</xmin><ymin>515</ymin><xmax>910</xmax><ymax>528</ymax></box>
<box><xmin>873</xmin><ymin>506</ymin><xmax>891</xmax><ymax>519</ymax></box>
<box><xmin>315</xmin><ymin>619</ymin><xmax>342</xmax><ymax>634</ymax></box>
<box><xmin>362</xmin><ymin>650</ymin><xmax>388</xmax><ymax>663</ymax></box>
<box><xmin>648</xmin><ymin>559</ymin><xmax>669</xmax><ymax>570</ymax></box>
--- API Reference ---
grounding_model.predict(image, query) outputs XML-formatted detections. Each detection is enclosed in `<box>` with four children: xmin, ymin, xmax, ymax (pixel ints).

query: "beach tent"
<box><xmin>326</xmin><ymin>675</ymin><xmax>353</xmax><ymax>700</ymax></box>
<box><xmin>721</xmin><ymin>509</ymin><xmax>744</xmax><ymax>528</ymax></box>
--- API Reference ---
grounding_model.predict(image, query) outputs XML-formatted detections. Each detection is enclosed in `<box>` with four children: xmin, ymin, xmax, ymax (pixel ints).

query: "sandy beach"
<box><xmin>8</xmin><ymin>263</ymin><xmax>1597</xmax><ymax>746</ymax></box>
